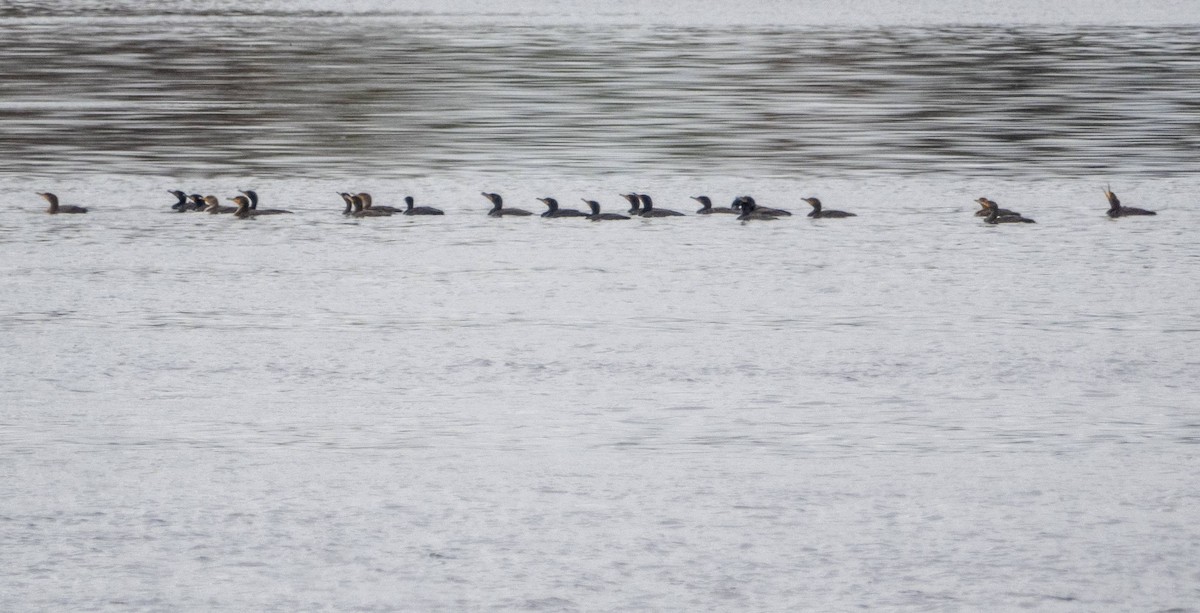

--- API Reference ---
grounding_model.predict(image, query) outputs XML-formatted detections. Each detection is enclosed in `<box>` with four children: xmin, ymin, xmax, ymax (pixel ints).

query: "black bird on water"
<box><xmin>537</xmin><ymin>197</ymin><xmax>587</xmax><ymax>218</ymax></box>
<box><xmin>204</xmin><ymin>195</ymin><xmax>236</xmax><ymax>214</ymax></box>
<box><xmin>346</xmin><ymin>194</ymin><xmax>391</xmax><ymax>218</ymax></box>
<box><xmin>403</xmin><ymin>196</ymin><xmax>444</xmax><ymax>216</ymax></box>
<box><xmin>582</xmin><ymin>199</ymin><xmax>630</xmax><ymax>220</ymax></box>
<box><xmin>238</xmin><ymin>189</ymin><xmax>292</xmax><ymax>215</ymax></box>
<box><xmin>621</xmin><ymin>193</ymin><xmax>642</xmax><ymax>215</ymax></box>
<box><xmin>734</xmin><ymin>196</ymin><xmax>790</xmax><ymax>217</ymax></box>
<box><xmin>974</xmin><ymin>197</ymin><xmax>1019</xmax><ymax>218</ymax></box>
<box><xmin>692</xmin><ymin>196</ymin><xmax>737</xmax><ymax>214</ymax></box>
<box><xmin>983</xmin><ymin>200</ymin><xmax>1035</xmax><ymax>224</ymax></box>
<box><xmin>803</xmin><ymin>197</ymin><xmax>856</xmax><ymax>218</ymax></box>
<box><xmin>188</xmin><ymin>193</ymin><xmax>207</xmax><ymax>211</ymax></box>
<box><xmin>230</xmin><ymin>195</ymin><xmax>255</xmax><ymax>219</ymax></box>
<box><xmin>637</xmin><ymin>194</ymin><xmax>685</xmax><ymax>217</ymax></box>
<box><xmin>1103</xmin><ymin>187</ymin><xmax>1156</xmax><ymax>218</ymax></box>
<box><xmin>482</xmin><ymin>192</ymin><xmax>532</xmax><ymax>216</ymax></box>
<box><xmin>736</xmin><ymin>199</ymin><xmax>778</xmax><ymax>222</ymax></box>
<box><xmin>38</xmin><ymin>192</ymin><xmax>88</xmax><ymax>214</ymax></box>
<box><xmin>354</xmin><ymin>193</ymin><xmax>403</xmax><ymax>214</ymax></box>
<box><xmin>168</xmin><ymin>190</ymin><xmax>193</xmax><ymax>211</ymax></box>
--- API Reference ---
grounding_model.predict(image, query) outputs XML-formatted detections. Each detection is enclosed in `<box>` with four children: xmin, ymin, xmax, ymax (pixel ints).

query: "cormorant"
<box><xmin>974</xmin><ymin>197</ymin><xmax>1019</xmax><ymax>218</ymax></box>
<box><xmin>803</xmin><ymin>197</ymin><xmax>856</xmax><ymax>218</ymax></box>
<box><xmin>637</xmin><ymin>194</ymin><xmax>684</xmax><ymax>217</ymax></box>
<box><xmin>483</xmin><ymin>192</ymin><xmax>532</xmax><ymax>216</ymax></box>
<box><xmin>538</xmin><ymin>197</ymin><xmax>587</xmax><ymax>218</ymax></box>
<box><xmin>736</xmin><ymin>199</ymin><xmax>778</xmax><ymax>222</ymax></box>
<box><xmin>984</xmin><ymin>200</ymin><xmax>1035</xmax><ymax>224</ymax></box>
<box><xmin>348</xmin><ymin>194</ymin><xmax>391</xmax><ymax>217</ymax></box>
<box><xmin>357</xmin><ymin>192</ymin><xmax>403</xmax><ymax>214</ymax></box>
<box><xmin>204</xmin><ymin>195</ymin><xmax>236</xmax><ymax>214</ymax></box>
<box><xmin>404</xmin><ymin>196</ymin><xmax>444</xmax><ymax>215</ymax></box>
<box><xmin>582</xmin><ymin>199</ymin><xmax>630</xmax><ymax>220</ymax></box>
<box><xmin>692</xmin><ymin>195</ymin><xmax>737</xmax><ymax>214</ymax></box>
<box><xmin>38</xmin><ymin>192</ymin><xmax>87</xmax><ymax>214</ymax></box>
<box><xmin>1103</xmin><ymin>187</ymin><xmax>1156</xmax><ymax>217</ymax></box>
<box><xmin>239</xmin><ymin>189</ymin><xmax>292</xmax><ymax>215</ymax></box>
<box><xmin>734</xmin><ymin>196</ymin><xmax>790</xmax><ymax>216</ymax></box>
<box><xmin>168</xmin><ymin>190</ymin><xmax>190</xmax><ymax>211</ymax></box>
<box><xmin>621</xmin><ymin>193</ymin><xmax>642</xmax><ymax>215</ymax></box>
<box><xmin>230</xmin><ymin>196</ymin><xmax>255</xmax><ymax>219</ymax></box>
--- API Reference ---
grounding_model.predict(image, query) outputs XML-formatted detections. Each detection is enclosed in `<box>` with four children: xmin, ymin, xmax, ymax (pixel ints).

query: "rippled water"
<box><xmin>2</xmin><ymin>1</ymin><xmax>1200</xmax><ymax>611</ymax></box>
<box><xmin>2</xmin><ymin>1</ymin><xmax>1199</xmax><ymax>177</ymax></box>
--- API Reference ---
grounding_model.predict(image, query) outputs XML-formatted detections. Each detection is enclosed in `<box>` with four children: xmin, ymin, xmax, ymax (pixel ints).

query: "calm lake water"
<box><xmin>2</xmin><ymin>1</ymin><xmax>1199</xmax><ymax>611</ymax></box>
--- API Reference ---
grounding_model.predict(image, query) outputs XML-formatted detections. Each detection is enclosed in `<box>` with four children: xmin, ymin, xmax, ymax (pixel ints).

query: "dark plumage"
<box><xmin>404</xmin><ymin>196</ymin><xmax>444</xmax><ymax>216</ymax></box>
<box><xmin>621</xmin><ymin>193</ymin><xmax>642</xmax><ymax>215</ymax></box>
<box><xmin>356</xmin><ymin>193</ymin><xmax>402</xmax><ymax>214</ymax></box>
<box><xmin>1104</xmin><ymin>187</ymin><xmax>1156</xmax><ymax>218</ymax></box>
<box><xmin>734</xmin><ymin>196</ymin><xmax>790</xmax><ymax>217</ymax></box>
<box><xmin>582</xmin><ymin>199</ymin><xmax>630</xmax><ymax>220</ymax></box>
<box><xmin>637</xmin><ymin>194</ymin><xmax>684</xmax><ymax>217</ymax></box>
<box><xmin>483</xmin><ymin>192</ymin><xmax>532</xmax><ymax>217</ymax></box>
<box><xmin>984</xmin><ymin>200</ymin><xmax>1035</xmax><ymax>224</ymax></box>
<box><xmin>347</xmin><ymin>194</ymin><xmax>391</xmax><ymax>218</ymax></box>
<box><xmin>187</xmin><ymin>194</ymin><xmax>207</xmax><ymax>211</ymax></box>
<box><xmin>803</xmin><ymin>197</ymin><xmax>856</xmax><ymax>218</ymax></box>
<box><xmin>736</xmin><ymin>199</ymin><xmax>778</xmax><ymax>222</ymax></box>
<box><xmin>38</xmin><ymin>192</ymin><xmax>88</xmax><ymax>214</ymax></box>
<box><xmin>230</xmin><ymin>196</ymin><xmax>255</xmax><ymax>219</ymax></box>
<box><xmin>203</xmin><ymin>195</ymin><xmax>236</xmax><ymax>214</ymax></box>
<box><xmin>974</xmin><ymin>197</ymin><xmax>1019</xmax><ymax>218</ymax></box>
<box><xmin>692</xmin><ymin>195</ymin><xmax>737</xmax><ymax>214</ymax></box>
<box><xmin>538</xmin><ymin>197</ymin><xmax>587</xmax><ymax>218</ymax></box>
<box><xmin>168</xmin><ymin>190</ymin><xmax>191</xmax><ymax>211</ymax></box>
<box><xmin>239</xmin><ymin>189</ymin><xmax>292</xmax><ymax>215</ymax></box>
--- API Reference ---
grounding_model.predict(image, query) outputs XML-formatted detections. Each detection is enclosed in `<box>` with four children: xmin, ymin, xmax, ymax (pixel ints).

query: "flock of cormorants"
<box><xmin>35</xmin><ymin>187</ymin><xmax>1158</xmax><ymax>222</ymax></box>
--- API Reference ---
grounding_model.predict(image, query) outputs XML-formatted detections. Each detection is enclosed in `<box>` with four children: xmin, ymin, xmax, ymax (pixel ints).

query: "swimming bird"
<box><xmin>621</xmin><ymin>193</ymin><xmax>642</xmax><ymax>215</ymax></box>
<box><xmin>339</xmin><ymin>193</ymin><xmax>356</xmax><ymax>215</ymax></box>
<box><xmin>736</xmin><ymin>199</ymin><xmax>778</xmax><ymax>222</ymax></box>
<box><xmin>239</xmin><ymin>189</ymin><xmax>292</xmax><ymax>215</ymax></box>
<box><xmin>983</xmin><ymin>200</ymin><xmax>1035</xmax><ymax>224</ymax></box>
<box><xmin>187</xmin><ymin>194</ymin><xmax>207</xmax><ymax>211</ymax></box>
<box><xmin>38</xmin><ymin>192</ymin><xmax>88</xmax><ymax>214</ymax></box>
<box><xmin>204</xmin><ymin>195</ymin><xmax>236</xmax><ymax>214</ymax></box>
<box><xmin>230</xmin><ymin>196</ymin><xmax>255</xmax><ymax>219</ymax></box>
<box><xmin>1103</xmin><ymin>187</ymin><xmax>1156</xmax><ymax>218</ymax></box>
<box><xmin>637</xmin><ymin>194</ymin><xmax>685</xmax><ymax>217</ymax></box>
<box><xmin>582</xmin><ymin>199</ymin><xmax>630</xmax><ymax>220</ymax></box>
<box><xmin>973</xmin><ymin>197</ymin><xmax>1019</xmax><ymax>218</ymax></box>
<box><xmin>348</xmin><ymin>194</ymin><xmax>391</xmax><ymax>218</ymax></box>
<box><xmin>356</xmin><ymin>192</ymin><xmax>403</xmax><ymax>214</ymax></box>
<box><xmin>692</xmin><ymin>195</ymin><xmax>737</xmax><ymax>214</ymax></box>
<box><xmin>803</xmin><ymin>197</ymin><xmax>856</xmax><ymax>218</ymax></box>
<box><xmin>482</xmin><ymin>192</ymin><xmax>532</xmax><ymax>216</ymax></box>
<box><xmin>538</xmin><ymin>197</ymin><xmax>587</xmax><ymax>218</ymax></box>
<box><xmin>403</xmin><ymin>196</ymin><xmax>444</xmax><ymax>216</ymax></box>
<box><xmin>734</xmin><ymin>196</ymin><xmax>790</xmax><ymax>217</ymax></box>
<box><xmin>168</xmin><ymin>190</ymin><xmax>191</xmax><ymax>211</ymax></box>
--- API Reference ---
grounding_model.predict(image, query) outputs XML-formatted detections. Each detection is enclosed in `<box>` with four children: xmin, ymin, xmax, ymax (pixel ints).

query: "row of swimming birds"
<box><xmin>35</xmin><ymin>187</ymin><xmax>1159</xmax><ymax>222</ymax></box>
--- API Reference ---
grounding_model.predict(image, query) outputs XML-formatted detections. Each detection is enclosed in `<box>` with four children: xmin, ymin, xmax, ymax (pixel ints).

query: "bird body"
<box><xmin>1104</xmin><ymin>187</ymin><xmax>1156</xmax><ymax>217</ymax></box>
<box><xmin>483</xmin><ymin>192</ymin><xmax>532</xmax><ymax>216</ymax></box>
<box><xmin>637</xmin><ymin>194</ymin><xmax>684</xmax><ymax>217</ymax></box>
<box><xmin>538</xmin><ymin>197</ymin><xmax>587</xmax><ymax>218</ymax></box>
<box><xmin>692</xmin><ymin>196</ymin><xmax>737</xmax><ymax>214</ymax></box>
<box><xmin>803</xmin><ymin>197</ymin><xmax>856</xmax><ymax>218</ymax></box>
<box><xmin>403</xmin><ymin>196</ymin><xmax>444</xmax><ymax>215</ymax></box>
<box><xmin>582</xmin><ymin>199</ymin><xmax>630</xmax><ymax>220</ymax></box>
<box><xmin>38</xmin><ymin>192</ymin><xmax>87</xmax><ymax>214</ymax></box>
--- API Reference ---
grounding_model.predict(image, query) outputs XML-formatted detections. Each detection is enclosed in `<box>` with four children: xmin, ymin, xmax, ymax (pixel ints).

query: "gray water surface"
<box><xmin>2</xmin><ymin>1</ymin><xmax>1199</xmax><ymax>611</ymax></box>
<box><xmin>2</xmin><ymin>1</ymin><xmax>1199</xmax><ymax>177</ymax></box>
